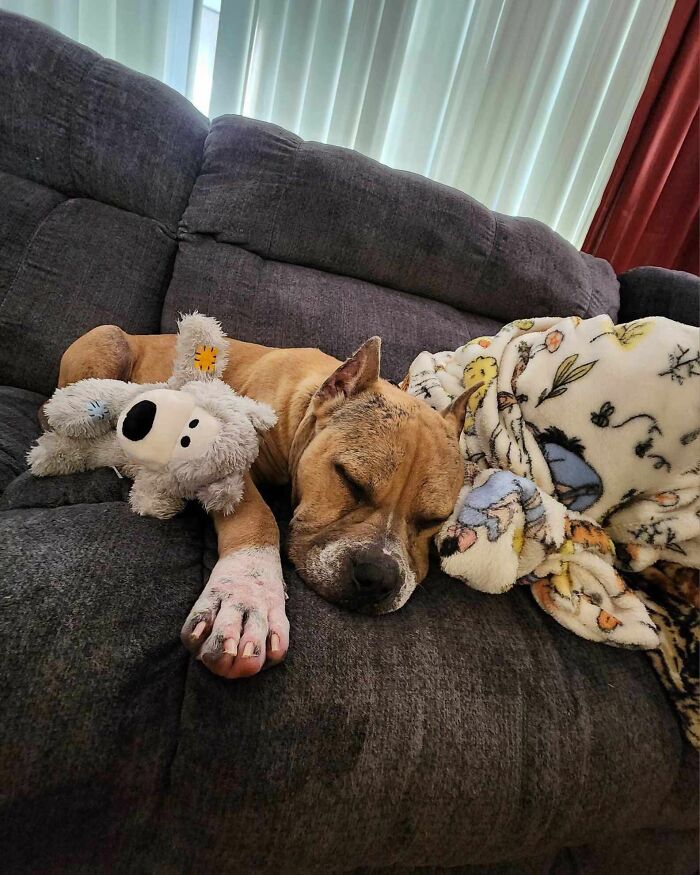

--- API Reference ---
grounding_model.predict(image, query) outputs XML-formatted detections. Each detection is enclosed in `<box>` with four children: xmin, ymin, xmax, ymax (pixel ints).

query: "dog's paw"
<box><xmin>180</xmin><ymin>547</ymin><xmax>289</xmax><ymax>679</ymax></box>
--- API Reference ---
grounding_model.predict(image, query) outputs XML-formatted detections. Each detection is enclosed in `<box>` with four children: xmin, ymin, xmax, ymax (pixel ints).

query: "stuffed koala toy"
<box><xmin>28</xmin><ymin>314</ymin><xmax>277</xmax><ymax>519</ymax></box>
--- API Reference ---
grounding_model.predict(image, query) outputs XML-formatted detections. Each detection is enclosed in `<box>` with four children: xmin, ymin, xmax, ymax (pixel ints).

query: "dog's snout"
<box><xmin>350</xmin><ymin>548</ymin><xmax>400</xmax><ymax>606</ymax></box>
<box><xmin>121</xmin><ymin>399</ymin><xmax>157</xmax><ymax>441</ymax></box>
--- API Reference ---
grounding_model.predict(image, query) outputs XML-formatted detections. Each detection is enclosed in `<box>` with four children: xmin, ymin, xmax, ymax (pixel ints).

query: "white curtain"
<box><xmin>2</xmin><ymin>0</ymin><xmax>673</xmax><ymax>247</ymax></box>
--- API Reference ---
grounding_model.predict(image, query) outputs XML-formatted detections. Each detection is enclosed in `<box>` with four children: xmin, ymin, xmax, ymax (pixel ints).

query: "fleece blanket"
<box><xmin>404</xmin><ymin>315</ymin><xmax>699</xmax><ymax>661</ymax></box>
<box><xmin>627</xmin><ymin>561</ymin><xmax>699</xmax><ymax>748</ymax></box>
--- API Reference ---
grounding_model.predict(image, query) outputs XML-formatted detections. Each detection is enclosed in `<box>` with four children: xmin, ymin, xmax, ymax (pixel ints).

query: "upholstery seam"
<box><xmin>68</xmin><ymin>56</ymin><xmax>104</xmax><ymax>200</ymax></box>
<box><xmin>470</xmin><ymin>210</ymin><xmax>500</xmax><ymax>302</ymax></box>
<box><xmin>0</xmin><ymin>495</ymin><xmax>128</xmax><ymax>514</ymax></box>
<box><xmin>161</xmin><ymin>512</ymin><xmax>208</xmax><ymax>798</ymax></box>
<box><xmin>0</xmin><ymin>195</ymin><xmax>68</xmax><ymax>316</ymax></box>
<box><xmin>67</xmin><ymin>56</ymin><xmax>201</xmax><ymax>237</ymax></box>
<box><xmin>180</xmin><ymin>229</ymin><xmax>509</xmax><ymax>325</ymax></box>
<box><xmin>582</xmin><ymin>253</ymin><xmax>618</xmax><ymax>319</ymax></box>
<box><xmin>175</xmin><ymin>124</ymin><xmax>212</xmax><ymax>242</ymax></box>
<box><xmin>266</xmin><ymin>139</ymin><xmax>304</xmax><ymax>258</ymax></box>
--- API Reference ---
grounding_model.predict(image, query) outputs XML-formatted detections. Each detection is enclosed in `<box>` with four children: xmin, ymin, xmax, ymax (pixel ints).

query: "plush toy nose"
<box><xmin>121</xmin><ymin>399</ymin><xmax>157</xmax><ymax>441</ymax></box>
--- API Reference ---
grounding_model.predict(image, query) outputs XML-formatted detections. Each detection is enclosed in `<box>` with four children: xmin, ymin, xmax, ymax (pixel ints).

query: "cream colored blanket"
<box><xmin>405</xmin><ymin>315</ymin><xmax>700</xmax><ymax>649</ymax></box>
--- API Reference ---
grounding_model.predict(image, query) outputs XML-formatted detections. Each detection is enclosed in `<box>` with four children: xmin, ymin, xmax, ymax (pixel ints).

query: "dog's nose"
<box><xmin>121</xmin><ymin>399</ymin><xmax>157</xmax><ymax>441</ymax></box>
<box><xmin>350</xmin><ymin>548</ymin><xmax>399</xmax><ymax>604</ymax></box>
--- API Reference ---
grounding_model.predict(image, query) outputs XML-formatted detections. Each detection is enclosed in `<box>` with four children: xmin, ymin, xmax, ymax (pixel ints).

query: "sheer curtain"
<box><xmin>1</xmin><ymin>0</ymin><xmax>674</xmax><ymax>246</ymax></box>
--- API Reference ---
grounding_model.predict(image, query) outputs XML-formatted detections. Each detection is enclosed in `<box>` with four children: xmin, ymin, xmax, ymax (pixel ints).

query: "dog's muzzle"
<box><xmin>349</xmin><ymin>546</ymin><xmax>401</xmax><ymax>611</ymax></box>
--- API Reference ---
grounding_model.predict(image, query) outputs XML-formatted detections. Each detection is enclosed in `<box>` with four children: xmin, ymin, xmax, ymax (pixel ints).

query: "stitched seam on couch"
<box><xmin>466</xmin><ymin>208</ymin><xmax>499</xmax><ymax>314</ymax></box>
<box><xmin>0</xmin><ymin>495</ymin><xmax>128</xmax><ymax>513</ymax></box>
<box><xmin>175</xmin><ymin>126</ymin><xmax>214</xmax><ymax>242</ymax></box>
<box><xmin>160</xmin><ymin>511</ymin><xmax>208</xmax><ymax>801</ymax></box>
<box><xmin>68</xmin><ymin>57</ymin><xmax>198</xmax><ymax>238</ymax></box>
<box><xmin>176</xmin><ymin>229</ymin><xmax>512</xmax><ymax>328</ymax></box>
<box><xmin>0</xmin><ymin>196</ymin><xmax>67</xmax><ymax>318</ymax></box>
<box><xmin>267</xmin><ymin>138</ymin><xmax>304</xmax><ymax>258</ymax></box>
<box><xmin>67</xmin><ymin>55</ymin><xmax>103</xmax><ymax>202</ymax></box>
<box><xmin>582</xmin><ymin>252</ymin><xmax>614</xmax><ymax>320</ymax></box>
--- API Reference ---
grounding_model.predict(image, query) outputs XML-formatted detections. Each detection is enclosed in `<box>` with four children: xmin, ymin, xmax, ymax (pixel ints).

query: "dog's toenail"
<box><xmin>270</xmin><ymin>633</ymin><xmax>280</xmax><ymax>653</ymax></box>
<box><xmin>242</xmin><ymin>641</ymin><xmax>255</xmax><ymax>658</ymax></box>
<box><xmin>224</xmin><ymin>639</ymin><xmax>237</xmax><ymax>656</ymax></box>
<box><xmin>192</xmin><ymin>620</ymin><xmax>206</xmax><ymax>640</ymax></box>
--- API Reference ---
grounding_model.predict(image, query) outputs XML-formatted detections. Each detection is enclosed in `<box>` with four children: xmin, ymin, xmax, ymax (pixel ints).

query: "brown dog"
<box><xmin>57</xmin><ymin>326</ymin><xmax>474</xmax><ymax>679</ymax></box>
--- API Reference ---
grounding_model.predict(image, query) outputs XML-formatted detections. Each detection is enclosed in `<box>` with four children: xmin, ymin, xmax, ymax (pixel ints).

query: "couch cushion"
<box><xmin>181</xmin><ymin>116</ymin><xmax>619</xmax><ymax>323</ymax></box>
<box><xmin>0</xmin><ymin>499</ymin><xmax>207</xmax><ymax>874</ymax></box>
<box><xmin>0</xmin><ymin>386</ymin><xmax>44</xmax><ymax>492</ymax></box>
<box><xmin>0</xmin><ymin>468</ymin><xmax>129</xmax><ymax>512</ymax></box>
<box><xmin>0</xmin><ymin>11</ymin><xmax>209</xmax><ymax>397</ymax></box>
<box><xmin>162</xmin><ymin>237</ymin><xmax>503</xmax><ymax>382</ymax></box>
<box><xmin>0</xmin><ymin>190</ymin><xmax>176</xmax><ymax>395</ymax></box>
<box><xmin>0</xmin><ymin>481</ymin><xmax>688</xmax><ymax>873</ymax></box>
<box><xmin>146</xmin><ymin>554</ymin><xmax>684</xmax><ymax>873</ymax></box>
<box><xmin>618</xmin><ymin>267</ymin><xmax>700</xmax><ymax>326</ymax></box>
<box><xmin>0</xmin><ymin>11</ymin><xmax>207</xmax><ymax>228</ymax></box>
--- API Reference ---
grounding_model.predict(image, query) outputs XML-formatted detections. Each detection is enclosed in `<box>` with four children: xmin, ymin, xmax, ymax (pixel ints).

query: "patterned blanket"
<box><xmin>404</xmin><ymin>315</ymin><xmax>699</xmax><ymax>745</ymax></box>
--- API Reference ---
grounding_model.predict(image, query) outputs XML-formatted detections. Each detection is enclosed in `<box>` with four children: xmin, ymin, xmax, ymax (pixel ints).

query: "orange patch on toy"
<box><xmin>194</xmin><ymin>345</ymin><xmax>218</xmax><ymax>373</ymax></box>
<box><xmin>597</xmin><ymin>610</ymin><xmax>622</xmax><ymax>632</ymax></box>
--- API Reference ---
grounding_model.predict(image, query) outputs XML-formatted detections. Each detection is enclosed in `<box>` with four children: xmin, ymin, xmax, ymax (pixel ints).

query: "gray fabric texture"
<box><xmin>162</xmin><ymin>238</ymin><xmax>504</xmax><ymax>382</ymax></box>
<box><xmin>0</xmin><ymin>9</ymin><xmax>697</xmax><ymax>874</ymax></box>
<box><xmin>618</xmin><ymin>266</ymin><xmax>700</xmax><ymax>326</ymax></box>
<box><xmin>0</xmin><ymin>11</ymin><xmax>207</xmax><ymax>226</ymax></box>
<box><xmin>0</xmin><ymin>386</ymin><xmax>44</xmax><ymax>491</ymax></box>
<box><xmin>0</xmin><ymin>194</ymin><xmax>176</xmax><ymax>395</ymax></box>
<box><xmin>181</xmin><ymin>116</ymin><xmax>620</xmax><ymax>323</ymax></box>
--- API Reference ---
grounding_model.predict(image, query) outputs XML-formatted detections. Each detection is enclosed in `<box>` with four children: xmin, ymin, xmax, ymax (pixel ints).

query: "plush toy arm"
<box><xmin>196</xmin><ymin>473</ymin><xmax>245</xmax><ymax>516</ymax></box>
<box><xmin>28</xmin><ymin>431</ymin><xmax>126</xmax><ymax>476</ymax></box>
<box><xmin>128</xmin><ymin>471</ymin><xmax>185</xmax><ymax>519</ymax></box>
<box><xmin>45</xmin><ymin>379</ymin><xmax>166</xmax><ymax>438</ymax></box>
<box><xmin>230</xmin><ymin>395</ymin><xmax>277</xmax><ymax>434</ymax></box>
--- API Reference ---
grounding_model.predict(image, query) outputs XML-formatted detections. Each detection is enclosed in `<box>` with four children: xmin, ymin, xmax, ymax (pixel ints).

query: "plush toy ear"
<box><xmin>169</xmin><ymin>312</ymin><xmax>229</xmax><ymax>388</ymax></box>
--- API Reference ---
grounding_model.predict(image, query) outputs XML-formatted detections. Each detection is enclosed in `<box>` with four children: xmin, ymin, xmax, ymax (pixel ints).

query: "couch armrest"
<box><xmin>618</xmin><ymin>266</ymin><xmax>699</xmax><ymax>326</ymax></box>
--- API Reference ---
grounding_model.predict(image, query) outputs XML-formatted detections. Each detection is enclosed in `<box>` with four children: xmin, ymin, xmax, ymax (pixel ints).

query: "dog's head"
<box><xmin>288</xmin><ymin>338</ymin><xmax>475</xmax><ymax>614</ymax></box>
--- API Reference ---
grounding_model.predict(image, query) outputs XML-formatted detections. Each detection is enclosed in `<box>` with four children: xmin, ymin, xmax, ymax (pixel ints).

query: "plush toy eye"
<box><xmin>180</xmin><ymin>436</ymin><xmax>191</xmax><ymax>448</ymax></box>
<box><xmin>189</xmin><ymin>419</ymin><xmax>199</xmax><ymax>428</ymax></box>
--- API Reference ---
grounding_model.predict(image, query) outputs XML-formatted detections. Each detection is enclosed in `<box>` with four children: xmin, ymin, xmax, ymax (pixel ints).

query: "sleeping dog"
<box><xmin>55</xmin><ymin>326</ymin><xmax>475</xmax><ymax>680</ymax></box>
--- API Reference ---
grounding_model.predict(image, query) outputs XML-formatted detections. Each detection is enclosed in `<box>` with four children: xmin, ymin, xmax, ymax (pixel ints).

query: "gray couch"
<box><xmin>0</xmin><ymin>11</ymin><xmax>697</xmax><ymax>875</ymax></box>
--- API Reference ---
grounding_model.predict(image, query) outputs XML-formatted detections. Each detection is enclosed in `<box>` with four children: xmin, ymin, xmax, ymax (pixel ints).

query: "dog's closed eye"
<box><xmin>334</xmin><ymin>463</ymin><xmax>368</xmax><ymax>503</ymax></box>
<box><xmin>415</xmin><ymin>514</ymin><xmax>449</xmax><ymax>532</ymax></box>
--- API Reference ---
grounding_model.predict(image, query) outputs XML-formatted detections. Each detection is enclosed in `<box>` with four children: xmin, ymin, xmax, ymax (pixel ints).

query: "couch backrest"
<box><xmin>0</xmin><ymin>10</ymin><xmax>620</xmax><ymax>393</ymax></box>
<box><xmin>0</xmin><ymin>12</ymin><xmax>207</xmax><ymax>395</ymax></box>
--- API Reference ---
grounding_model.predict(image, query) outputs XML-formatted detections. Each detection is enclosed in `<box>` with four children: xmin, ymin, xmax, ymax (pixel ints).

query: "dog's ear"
<box><xmin>442</xmin><ymin>382</ymin><xmax>483</xmax><ymax>437</ymax></box>
<box><xmin>312</xmin><ymin>337</ymin><xmax>381</xmax><ymax>410</ymax></box>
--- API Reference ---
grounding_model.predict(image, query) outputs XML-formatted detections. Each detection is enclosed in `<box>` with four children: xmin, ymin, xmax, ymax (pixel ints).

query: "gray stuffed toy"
<box><xmin>28</xmin><ymin>313</ymin><xmax>276</xmax><ymax>519</ymax></box>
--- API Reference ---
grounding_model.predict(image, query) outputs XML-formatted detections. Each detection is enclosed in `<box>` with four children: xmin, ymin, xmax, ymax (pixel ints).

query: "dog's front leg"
<box><xmin>180</xmin><ymin>473</ymin><xmax>289</xmax><ymax>679</ymax></box>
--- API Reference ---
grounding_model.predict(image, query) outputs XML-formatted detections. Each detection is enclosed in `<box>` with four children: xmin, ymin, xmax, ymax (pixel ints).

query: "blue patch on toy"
<box><xmin>86</xmin><ymin>399</ymin><xmax>109</xmax><ymax>420</ymax></box>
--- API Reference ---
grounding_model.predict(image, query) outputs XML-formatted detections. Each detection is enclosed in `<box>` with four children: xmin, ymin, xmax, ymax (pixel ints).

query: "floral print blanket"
<box><xmin>404</xmin><ymin>315</ymin><xmax>699</xmax><ymax>743</ymax></box>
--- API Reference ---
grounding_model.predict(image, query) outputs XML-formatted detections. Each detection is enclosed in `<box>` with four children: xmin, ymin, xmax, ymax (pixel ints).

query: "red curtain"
<box><xmin>583</xmin><ymin>0</ymin><xmax>699</xmax><ymax>275</ymax></box>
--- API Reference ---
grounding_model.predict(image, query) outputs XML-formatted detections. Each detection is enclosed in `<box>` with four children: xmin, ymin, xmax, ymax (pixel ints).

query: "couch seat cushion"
<box><xmin>1</xmin><ymin>478</ymin><xmax>686</xmax><ymax>873</ymax></box>
<box><xmin>0</xmin><ymin>386</ymin><xmax>44</xmax><ymax>492</ymax></box>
